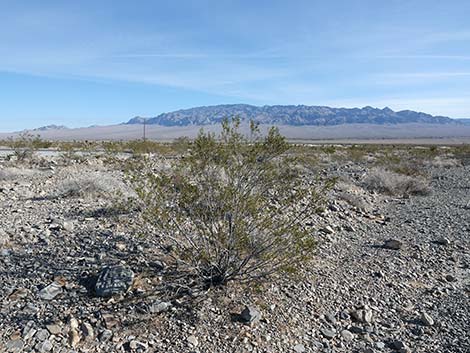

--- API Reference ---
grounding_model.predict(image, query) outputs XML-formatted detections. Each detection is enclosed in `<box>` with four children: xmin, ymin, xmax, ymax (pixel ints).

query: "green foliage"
<box><xmin>130</xmin><ymin>118</ymin><xmax>330</xmax><ymax>288</ymax></box>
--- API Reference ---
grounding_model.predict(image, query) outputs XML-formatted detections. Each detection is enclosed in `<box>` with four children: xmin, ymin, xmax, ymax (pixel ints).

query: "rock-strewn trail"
<box><xmin>0</xmin><ymin>152</ymin><xmax>469</xmax><ymax>352</ymax></box>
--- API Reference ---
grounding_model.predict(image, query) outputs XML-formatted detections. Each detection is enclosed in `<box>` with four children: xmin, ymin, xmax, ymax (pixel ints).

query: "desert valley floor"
<box><xmin>0</xmin><ymin>145</ymin><xmax>469</xmax><ymax>353</ymax></box>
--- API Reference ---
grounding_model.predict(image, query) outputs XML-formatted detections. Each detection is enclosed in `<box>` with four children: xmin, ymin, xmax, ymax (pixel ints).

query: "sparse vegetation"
<box><xmin>363</xmin><ymin>168</ymin><xmax>431</xmax><ymax>196</ymax></box>
<box><xmin>6</xmin><ymin>132</ymin><xmax>46</xmax><ymax>163</ymax></box>
<box><xmin>130</xmin><ymin>119</ymin><xmax>333</xmax><ymax>289</ymax></box>
<box><xmin>52</xmin><ymin>170</ymin><xmax>136</xmax><ymax>200</ymax></box>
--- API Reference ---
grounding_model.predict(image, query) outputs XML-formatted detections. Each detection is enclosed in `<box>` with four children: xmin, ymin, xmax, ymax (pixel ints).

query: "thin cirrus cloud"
<box><xmin>1</xmin><ymin>0</ymin><xmax>470</xmax><ymax>130</ymax></box>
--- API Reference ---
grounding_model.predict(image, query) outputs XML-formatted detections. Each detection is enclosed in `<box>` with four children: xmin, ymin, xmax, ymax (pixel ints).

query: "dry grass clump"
<box><xmin>0</xmin><ymin>167</ymin><xmax>40</xmax><ymax>181</ymax></box>
<box><xmin>52</xmin><ymin>171</ymin><xmax>136</xmax><ymax>200</ymax></box>
<box><xmin>425</xmin><ymin>156</ymin><xmax>461</xmax><ymax>168</ymax></box>
<box><xmin>363</xmin><ymin>168</ymin><xmax>430</xmax><ymax>196</ymax></box>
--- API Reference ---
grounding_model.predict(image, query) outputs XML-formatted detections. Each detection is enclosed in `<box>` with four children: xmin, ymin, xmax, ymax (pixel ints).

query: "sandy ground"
<box><xmin>1</xmin><ymin>123</ymin><xmax>470</xmax><ymax>143</ymax></box>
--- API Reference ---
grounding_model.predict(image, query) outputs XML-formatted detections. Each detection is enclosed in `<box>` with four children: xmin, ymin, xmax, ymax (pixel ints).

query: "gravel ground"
<box><xmin>0</xmin><ymin>151</ymin><xmax>468</xmax><ymax>353</ymax></box>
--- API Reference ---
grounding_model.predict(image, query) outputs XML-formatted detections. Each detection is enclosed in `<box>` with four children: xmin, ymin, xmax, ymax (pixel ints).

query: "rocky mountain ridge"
<box><xmin>126</xmin><ymin>104</ymin><xmax>460</xmax><ymax>126</ymax></box>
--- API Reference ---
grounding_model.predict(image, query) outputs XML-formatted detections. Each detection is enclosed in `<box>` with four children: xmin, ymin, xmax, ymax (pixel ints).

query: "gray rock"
<box><xmin>46</xmin><ymin>323</ymin><xmax>62</xmax><ymax>335</ymax></box>
<box><xmin>436</xmin><ymin>237</ymin><xmax>450</xmax><ymax>246</ymax></box>
<box><xmin>391</xmin><ymin>340</ymin><xmax>410</xmax><ymax>353</ymax></box>
<box><xmin>129</xmin><ymin>340</ymin><xmax>148</xmax><ymax>350</ymax></box>
<box><xmin>95</xmin><ymin>266</ymin><xmax>134</xmax><ymax>297</ymax></box>
<box><xmin>187</xmin><ymin>335</ymin><xmax>198</xmax><ymax>346</ymax></box>
<box><xmin>81</xmin><ymin>322</ymin><xmax>94</xmax><ymax>340</ymax></box>
<box><xmin>445</xmin><ymin>274</ymin><xmax>456</xmax><ymax>282</ymax></box>
<box><xmin>294</xmin><ymin>343</ymin><xmax>306</xmax><ymax>352</ymax></box>
<box><xmin>38</xmin><ymin>282</ymin><xmax>62</xmax><ymax>300</ymax></box>
<box><xmin>22</xmin><ymin>320</ymin><xmax>37</xmax><ymax>340</ymax></box>
<box><xmin>320</xmin><ymin>328</ymin><xmax>336</xmax><ymax>339</ymax></box>
<box><xmin>35</xmin><ymin>329</ymin><xmax>50</xmax><ymax>342</ymax></box>
<box><xmin>383</xmin><ymin>239</ymin><xmax>402</xmax><ymax>250</ymax></box>
<box><xmin>63</xmin><ymin>220</ymin><xmax>75</xmax><ymax>232</ymax></box>
<box><xmin>325</xmin><ymin>312</ymin><xmax>337</xmax><ymax>324</ymax></box>
<box><xmin>375</xmin><ymin>341</ymin><xmax>385</xmax><ymax>349</ymax></box>
<box><xmin>351</xmin><ymin>309</ymin><xmax>373</xmax><ymax>323</ymax></box>
<box><xmin>240</xmin><ymin>305</ymin><xmax>261</xmax><ymax>324</ymax></box>
<box><xmin>340</xmin><ymin>329</ymin><xmax>354</xmax><ymax>341</ymax></box>
<box><xmin>149</xmin><ymin>300</ymin><xmax>172</xmax><ymax>314</ymax></box>
<box><xmin>35</xmin><ymin>339</ymin><xmax>53</xmax><ymax>352</ymax></box>
<box><xmin>420</xmin><ymin>312</ymin><xmax>434</xmax><ymax>326</ymax></box>
<box><xmin>99</xmin><ymin>329</ymin><xmax>113</xmax><ymax>342</ymax></box>
<box><xmin>0</xmin><ymin>229</ymin><xmax>9</xmax><ymax>246</ymax></box>
<box><xmin>321</xmin><ymin>226</ymin><xmax>335</xmax><ymax>234</ymax></box>
<box><xmin>5</xmin><ymin>339</ymin><xmax>24</xmax><ymax>353</ymax></box>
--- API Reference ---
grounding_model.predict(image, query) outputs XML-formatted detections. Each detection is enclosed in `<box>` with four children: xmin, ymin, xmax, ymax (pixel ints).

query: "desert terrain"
<box><xmin>0</xmin><ymin>141</ymin><xmax>469</xmax><ymax>353</ymax></box>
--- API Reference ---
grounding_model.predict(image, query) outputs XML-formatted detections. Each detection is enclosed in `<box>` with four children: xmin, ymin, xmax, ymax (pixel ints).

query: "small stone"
<box><xmin>294</xmin><ymin>343</ymin><xmax>306</xmax><ymax>352</ymax></box>
<box><xmin>340</xmin><ymin>330</ymin><xmax>354</xmax><ymax>341</ymax></box>
<box><xmin>115</xmin><ymin>242</ymin><xmax>126</xmax><ymax>251</ymax></box>
<box><xmin>436</xmin><ymin>237</ymin><xmax>450</xmax><ymax>246</ymax></box>
<box><xmin>344</xmin><ymin>224</ymin><xmax>356</xmax><ymax>232</ymax></box>
<box><xmin>68</xmin><ymin>329</ymin><xmax>80</xmax><ymax>348</ymax></box>
<box><xmin>46</xmin><ymin>323</ymin><xmax>61</xmax><ymax>335</ymax></box>
<box><xmin>391</xmin><ymin>340</ymin><xmax>410</xmax><ymax>353</ymax></box>
<box><xmin>101</xmin><ymin>314</ymin><xmax>119</xmax><ymax>329</ymax></box>
<box><xmin>420</xmin><ymin>312</ymin><xmax>434</xmax><ymax>326</ymax></box>
<box><xmin>325</xmin><ymin>313</ymin><xmax>336</xmax><ymax>324</ymax></box>
<box><xmin>5</xmin><ymin>339</ymin><xmax>24</xmax><ymax>352</ymax></box>
<box><xmin>187</xmin><ymin>335</ymin><xmax>198</xmax><ymax>346</ymax></box>
<box><xmin>320</xmin><ymin>328</ymin><xmax>336</xmax><ymax>339</ymax></box>
<box><xmin>149</xmin><ymin>301</ymin><xmax>172</xmax><ymax>314</ymax></box>
<box><xmin>81</xmin><ymin>322</ymin><xmax>94</xmax><ymax>340</ymax></box>
<box><xmin>22</xmin><ymin>321</ymin><xmax>36</xmax><ymax>340</ymax></box>
<box><xmin>0</xmin><ymin>229</ymin><xmax>9</xmax><ymax>246</ymax></box>
<box><xmin>8</xmin><ymin>288</ymin><xmax>28</xmax><ymax>300</ymax></box>
<box><xmin>445</xmin><ymin>274</ymin><xmax>456</xmax><ymax>282</ymax></box>
<box><xmin>69</xmin><ymin>316</ymin><xmax>79</xmax><ymax>330</ymax></box>
<box><xmin>383</xmin><ymin>239</ymin><xmax>402</xmax><ymax>250</ymax></box>
<box><xmin>38</xmin><ymin>282</ymin><xmax>62</xmax><ymax>300</ymax></box>
<box><xmin>95</xmin><ymin>266</ymin><xmax>134</xmax><ymax>297</ymax></box>
<box><xmin>35</xmin><ymin>329</ymin><xmax>50</xmax><ymax>342</ymax></box>
<box><xmin>63</xmin><ymin>221</ymin><xmax>74</xmax><ymax>232</ymax></box>
<box><xmin>321</xmin><ymin>226</ymin><xmax>335</xmax><ymax>234</ymax></box>
<box><xmin>240</xmin><ymin>306</ymin><xmax>261</xmax><ymax>324</ymax></box>
<box><xmin>99</xmin><ymin>329</ymin><xmax>113</xmax><ymax>342</ymax></box>
<box><xmin>129</xmin><ymin>340</ymin><xmax>147</xmax><ymax>350</ymax></box>
<box><xmin>35</xmin><ymin>339</ymin><xmax>53</xmax><ymax>352</ymax></box>
<box><xmin>376</xmin><ymin>341</ymin><xmax>385</xmax><ymax>349</ymax></box>
<box><xmin>351</xmin><ymin>309</ymin><xmax>373</xmax><ymax>323</ymax></box>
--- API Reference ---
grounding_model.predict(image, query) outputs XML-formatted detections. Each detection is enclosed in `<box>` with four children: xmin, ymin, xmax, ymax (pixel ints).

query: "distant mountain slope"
<box><xmin>457</xmin><ymin>118</ymin><xmax>470</xmax><ymax>125</ymax></box>
<box><xmin>126</xmin><ymin>104</ymin><xmax>459</xmax><ymax>126</ymax></box>
<box><xmin>31</xmin><ymin>125</ymin><xmax>69</xmax><ymax>132</ymax></box>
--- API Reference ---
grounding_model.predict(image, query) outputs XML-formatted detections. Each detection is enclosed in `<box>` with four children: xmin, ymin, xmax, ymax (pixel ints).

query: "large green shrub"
<box><xmin>130</xmin><ymin>119</ymin><xmax>331</xmax><ymax>288</ymax></box>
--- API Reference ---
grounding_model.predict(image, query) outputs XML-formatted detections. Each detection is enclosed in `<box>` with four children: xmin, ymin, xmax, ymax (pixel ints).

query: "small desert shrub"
<box><xmin>0</xmin><ymin>167</ymin><xmax>39</xmax><ymax>181</ymax></box>
<box><xmin>130</xmin><ymin>119</ymin><xmax>332</xmax><ymax>288</ymax></box>
<box><xmin>363</xmin><ymin>168</ymin><xmax>430</xmax><ymax>196</ymax></box>
<box><xmin>53</xmin><ymin>171</ymin><xmax>136</xmax><ymax>200</ymax></box>
<box><xmin>425</xmin><ymin>156</ymin><xmax>461</xmax><ymax>168</ymax></box>
<box><xmin>7</xmin><ymin>132</ymin><xmax>43</xmax><ymax>162</ymax></box>
<box><xmin>338</xmin><ymin>191</ymin><xmax>370</xmax><ymax>211</ymax></box>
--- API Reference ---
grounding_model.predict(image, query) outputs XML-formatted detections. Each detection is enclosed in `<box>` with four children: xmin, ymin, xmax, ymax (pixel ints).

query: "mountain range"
<box><xmin>126</xmin><ymin>104</ymin><xmax>463</xmax><ymax>126</ymax></box>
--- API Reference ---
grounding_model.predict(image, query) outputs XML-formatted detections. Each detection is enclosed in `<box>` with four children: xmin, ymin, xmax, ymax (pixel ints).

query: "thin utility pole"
<box><xmin>143</xmin><ymin>118</ymin><xmax>147</xmax><ymax>142</ymax></box>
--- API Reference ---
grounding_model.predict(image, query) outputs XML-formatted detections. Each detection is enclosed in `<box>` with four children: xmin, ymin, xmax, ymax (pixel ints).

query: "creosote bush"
<box><xmin>130</xmin><ymin>119</ymin><xmax>332</xmax><ymax>289</ymax></box>
<box><xmin>7</xmin><ymin>132</ymin><xmax>48</xmax><ymax>163</ymax></box>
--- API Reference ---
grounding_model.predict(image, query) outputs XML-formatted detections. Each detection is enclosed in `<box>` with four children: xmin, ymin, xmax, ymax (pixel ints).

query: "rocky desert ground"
<box><xmin>0</xmin><ymin>144</ymin><xmax>469</xmax><ymax>353</ymax></box>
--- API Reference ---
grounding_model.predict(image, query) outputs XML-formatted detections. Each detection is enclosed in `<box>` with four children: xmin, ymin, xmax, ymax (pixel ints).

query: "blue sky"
<box><xmin>1</xmin><ymin>0</ymin><xmax>470</xmax><ymax>131</ymax></box>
